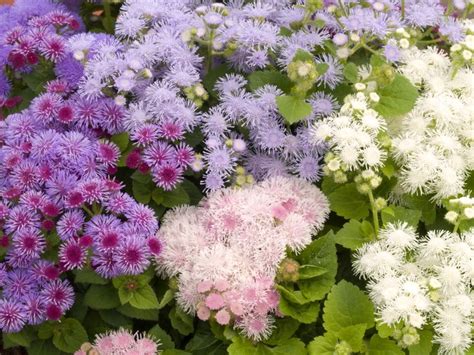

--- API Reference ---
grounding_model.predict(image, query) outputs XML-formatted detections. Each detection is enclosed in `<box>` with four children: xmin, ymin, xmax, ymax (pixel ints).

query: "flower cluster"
<box><xmin>393</xmin><ymin>47</ymin><xmax>474</xmax><ymax>200</ymax></box>
<box><xmin>354</xmin><ymin>223</ymin><xmax>473</xmax><ymax>354</ymax></box>
<box><xmin>157</xmin><ymin>176</ymin><xmax>329</xmax><ymax>340</ymax></box>
<box><xmin>75</xmin><ymin>328</ymin><xmax>160</xmax><ymax>355</ymax></box>
<box><xmin>79</xmin><ymin>0</ymin><xmax>200</xmax><ymax>191</ymax></box>
<box><xmin>313</xmin><ymin>92</ymin><xmax>387</xmax><ymax>184</ymax></box>
<box><xmin>0</xmin><ymin>83</ymin><xmax>160</xmax><ymax>333</ymax></box>
<box><xmin>0</xmin><ymin>0</ymin><xmax>83</xmax><ymax>108</ymax></box>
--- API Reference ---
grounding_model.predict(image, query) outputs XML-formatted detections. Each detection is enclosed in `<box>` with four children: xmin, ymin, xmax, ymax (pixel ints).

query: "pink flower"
<box><xmin>197</xmin><ymin>305</ymin><xmax>211</xmax><ymax>321</ymax></box>
<box><xmin>205</xmin><ymin>293</ymin><xmax>225</xmax><ymax>310</ymax></box>
<box><xmin>215</xmin><ymin>309</ymin><xmax>231</xmax><ymax>325</ymax></box>
<box><xmin>197</xmin><ymin>280</ymin><xmax>213</xmax><ymax>293</ymax></box>
<box><xmin>215</xmin><ymin>279</ymin><xmax>230</xmax><ymax>292</ymax></box>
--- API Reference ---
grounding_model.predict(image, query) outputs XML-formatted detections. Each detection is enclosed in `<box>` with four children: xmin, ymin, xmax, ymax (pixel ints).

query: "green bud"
<box><xmin>277</xmin><ymin>258</ymin><xmax>300</xmax><ymax>283</ymax></box>
<box><xmin>374</xmin><ymin>197</ymin><xmax>387</xmax><ymax>211</ymax></box>
<box><xmin>334</xmin><ymin>341</ymin><xmax>352</xmax><ymax>355</ymax></box>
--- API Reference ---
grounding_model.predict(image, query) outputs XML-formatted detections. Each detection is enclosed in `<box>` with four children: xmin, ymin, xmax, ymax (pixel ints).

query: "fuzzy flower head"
<box><xmin>354</xmin><ymin>224</ymin><xmax>474</xmax><ymax>354</ymax></box>
<box><xmin>157</xmin><ymin>176</ymin><xmax>329</xmax><ymax>341</ymax></box>
<box><xmin>75</xmin><ymin>328</ymin><xmax>160</xmax><ymax>355</ymax></box>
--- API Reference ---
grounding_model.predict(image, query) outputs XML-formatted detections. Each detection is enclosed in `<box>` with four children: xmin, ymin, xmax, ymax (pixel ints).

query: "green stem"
<box><xmin>338</xmin><ymin>0</ymin><xmax>348</xmax><ymax>17</ymax></box>
<box><xmin>401</xmin><ymin>0</ymin><xmax>405</xmax><ymax>19</ymax></box>
<box><xmin>82</xmin><ymin>205</ymin><xmax>94</xmax><ymax>218</ymax></box>
<box><xmin>103</xmin><ymin>1</ymin><xmax>114</xmax><ymax>34</ymax></box>
<box><xmin>361</xmin><ymin>43</ymin><xmax>379</xmax><ymax>56</ymax></box>
<box><xmin>368</xmin><ymin>190</ymin><xmax>380</xmax><ymax>237</ymax></box>
<box><xmin>418</xmin><ymin>38</ymin><xmax>443</xmax><ymax>45</ymax></box>
<box><xmin>453</xmin><ymin>219</ymin><xmax>461</xmax><ymax>234</ymax></box>
<box><xmin>206</xmin><ymin>30</ymin><xmax>215</xmax><ymax>74</ymax></box>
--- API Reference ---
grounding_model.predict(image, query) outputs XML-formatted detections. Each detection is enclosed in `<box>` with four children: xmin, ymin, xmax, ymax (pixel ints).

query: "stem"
<box><xmin>361</xmin><ymin>43</ymin><xmax>379</xmax><ymax>55</ymax></box>
<box><xmin>401</xmin><ymin>0</ymin><xmax>405</xmax><ymax>19</ymax></box>
<box><xmin>82</xmin><ymin>205</ymin><xmax>94</xmax><ymax>218</ymax></box>
<box><xmin>206</xmin><ymin>30</ymin><xmax>215</xmax><ymax>74</ymax></box>
<box><xmin>368</xmin><ymin>190</ymin><xmax>380</xmax><ymax>237</ymax></box>
<box><xmin>103</xmin><ymin>1</ymin><xmax>114</xmax><ymax>34</ymax></box>
<box><xmin>453</xmin><ymin>219</ymin><xmax>461</xmax><ymax>234</ymax></box>
<box><xmin>338</xmin><ymin>0</ymin><xmax>348</xmax><ymax>17</ymax></box>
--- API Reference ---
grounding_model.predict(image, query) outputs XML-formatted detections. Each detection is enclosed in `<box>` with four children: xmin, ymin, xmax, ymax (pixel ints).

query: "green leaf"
<box><xmin>28</xmin><ymin>340</ymin><xmax>65</xmax><ymax>355</ymax></box>
<box><xmin>297</xmin><ymin>232</ymin><xmax>338</xmax><ymax>301</ymax></box>
<box><xmin>375</xmin><ymin>74</ymin><xmax>419</xmax><ymax>118</ymax></box>
<box><xmin>131</xmin><ymin>170</ymin><xmax>152</xmax><ymax>184</ymax></box>
<box><xmin>264</xmin><ymin>318</ymin><xmax>300</xmax><ymax>346</ymax></box>
<box><xmin>52</xmin><ymin>318</ymin><xmax>88</xmax><ymax>353</ymax></box>
<box><xmin>298</xmin><ymin>265</ymin><xmax>328</xmax><ymax>279</ymax></box>
<box><xmin>182</xmin><ymin>179</ymin><xmax>203</xmax><ymax>205</ymax></box>
<box><xmin>161</xmin><ymin>185</ymin><xmax>191</xmax><ymax>208</ymax></box>
<box><xmin>170</xmin><ymin>306</ymin><xmax>194</xmax><ymax>336</ymax></box>
<box><xmin>404</xmin><ymin>195</ymin><xmax>436</xmax><ymax>225</ymax></box>
<box><xmin>381</xmin><ymin>205</ymin><xmax>421</xmax><ymax>228</ymax></box>
<box><xmin>328</xmin><ymin>183</ymin><xmax>370</xmax><ymax>220</ymax></box>
<box><xmin>370</xmin><ymin>54</ymin><xmax>387</xmax><ymax>68</ymax></box>
<box><xmin>228</xmin><ymin>337</ymin><xmax>272</xmax><ymax>355</ymax></box>
<box><xmin>316</xmin><ymin>63</ymin><xmax>329</xmax><ymax>75</ymax></box>
<box><xmin>344</xmin><ymin>62</ymin><xmax>359</xmax><ymax>83</ymax></box>
<box><xmin>163</xmin><ymin>350</ymin><xmax>191</xmax><ymax>355</ymax></box>
<box><xmin>84</xmin><ymin>284</ymin><xmax>121</xmax><ymax>310</ymax></box>
<box><xmin>22</xmin><ymin>61</ymin><xmax>55</xmax><ymax>93</ymax></box>
<box><xmin>110</xmin><ymin>132</ymin><xmax>130</xmax><ymax>152</ymax></box>
<box><xmin>279</xmin><ymin>297</ymin><xmax>320</xmax><ymax>323</ymax></box>
<box><xmin>248</xmin><ymin>70</ymin><xmax>292</xmax><ymax>93</ymax></box>
<box><xmin>408</xmin><ymin>329</ymin><xmax>433</xmax><ymax>355</ymax></box>
<box><xmin>293</xmin><ymin>49</ymin><xmax>314</xmax><ymax>62</ymax></box>
<box><xmin>133</xmin><ymin>180</ymin><xmax>153</xmax><ymax>204</ymax></box>
<box><xmin>335</xmin><ymin>219</ymin><xmax>372</xmax><ymax>250</ymax></box>
<box><xmin>308</xmin><ymin>332</ymin><xmax>338</xmax><ymax>355</ymax></box>
<box><xmin>323</xmin><ymin>280</ymin><xmax>374</xmax><ymax>333</ymax></box>
<box><xmin>4</xmin><ymin>327</ymin><xmax>36</xmax><ymax>347</ymax></box>
<box><xmin>149</xmin><ymin>324</ymin><xmax>175</xmax><ymax>350</ymax></box>
<box><xmin>74</xmin><ymin>269</ymin><xmax>108</xmax><ymax>285</ymax></box>
<box><xmin>129</xmin><ymin>284</ymin><xmax>159</xmax><ymax>309</ymax></box>
<box><xmin>271</xmin><ymin>338</ymin><xmax>307</xmax><ymax>355</ymax></box>
<box><xmin>99</xmin><ymin>310</ymin><xmax>132</xmax><ymax>328</ymax></box>
<box><xmin>158</xmin><ymin>289</ymin><xmax>175</xmax><ymax>309</ymax></box>
<box><xmin>376</xmin><ymin>322</ymin><xmax>395</xmax><ymax>338</ymax></box>
<box><xmin>337</xmin><ymin>324</ymin><xmax>367</xmax><ymax>352</ymax></box>
<box><xmin>276</xmin><ymin>95</ymin><xmax>312</xmax><ymax>124</ymax></box>
<box><xmin>368</xmin><ymin>335</ymin><xmax>404</xmax><ymax>355</ymax></box>
<box><xmin>117</xmin><ymin>304</ymin><xmax>159</xmax><ymax>321</ymax></box>
<box><xmin>277</xmin><ymin>285</ymin><xmax>310</xmax><ymax>305</ymax></box>
<box><xmin>203</xmin><ymin>64</ymin><xmax>234</xmax><ymax>98</ymax></box>
<box><xmin>185</xmin><ymin>327</ymin><xmax>224</xmax><ymax>354</ymax></box>
<box><xmin>37</xmin><ymin>322</ymin><xmax>55</xmax><ymax>340</ymax></box>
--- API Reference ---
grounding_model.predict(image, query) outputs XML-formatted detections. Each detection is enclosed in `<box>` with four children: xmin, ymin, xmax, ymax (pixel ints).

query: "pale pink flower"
<box><xmin>215</xmin><ymin>309</ymin><xmax>231</xmax><ymax>325</ymax></box>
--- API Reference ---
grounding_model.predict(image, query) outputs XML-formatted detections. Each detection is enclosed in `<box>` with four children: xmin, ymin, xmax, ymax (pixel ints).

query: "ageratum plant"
<box><xmin>0</xmin><ymin>0</ymin><xmax>473</xmax><ymax>354</ymax></box>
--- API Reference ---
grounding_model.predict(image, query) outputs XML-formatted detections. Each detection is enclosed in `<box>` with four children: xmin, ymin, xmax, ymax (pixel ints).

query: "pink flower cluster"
<box><xmin>157</xmin><ymin>176</ymin><xmax>329</xmax><ymax>340</ymax></box>
<box><xmin>74</xmin><ymin>328</ymin><xmax>159</xmax><ymax>355</ymax></box>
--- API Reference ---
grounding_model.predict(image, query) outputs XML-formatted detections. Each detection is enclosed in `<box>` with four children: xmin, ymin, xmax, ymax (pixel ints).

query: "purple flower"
<box><xmin>56</xmin><ymin>210</ymin><xmax>84</xmax><ymax>240</ymax></box>
<box><xmin>0</xmin><ymin>300</ymin><xmax>27</xmax><ymax>333</ymax></box>
<box><xmin>439</xmin><ymin>18</ymin><xmax>465</xmax><ymax>43</ymax></box>
<box><xmin>315</xmin><ymin>54</ymin><xmax>343</xmax><ymax>89</ymax></box>
<box><xmin>59</xmin><ymin>239</ymin><xmax>86</xmax><ymax>270</ymax></box>
<box><xmin>143</xmin><ymin>142</ymin><xmax>175</xmax><ymax>168</ymax></box>
<box><xmin>124</xmin><ymin>203</ymin><xmax>158</xmax><ymax>236</ymax></box>
<box><xmin>11</xmin><ymin>228</ymin><xmax>46</xmax><ymax>260</ymax></box>
<box><xmin>40</xmin><ymin>279</ymin><xmax>74</xmax><ymax>312</ymax></box>
<box><xmin>384</xmin><ymin>44</ymin><xmax>401</xmax><ymax>62</ymax></box>
<box><xmin>23</xmin><ymin>295</ymin><xmax>46</xmax><ymax>325</ymax></box>
<box><xmin>309</xmin><ymin>92</ymin><xmax>339</xmax><ymax>117</ymax></box>
<box><xmin>292</xmin><ymin>153</ymin><xmax>322</xmax><ymax>182</ymax></box>
<box><xmin>152</xmin><ymin>163</ymin><xmax>183</xmax><ymax>191</ymax></box>
<box><xmin>405</xmin><ymin>0</ymin><xmax>444</xmax><ymax>27</ymax></box>
<box><xmin>116</xmin><ymin>237</ymin><xmax>150</xmax><ymax>275</ymax></box>
<box><xmin>3</xmin><ymin>269</ymin><xmax>37</xmax><ymax>300</ymax></box>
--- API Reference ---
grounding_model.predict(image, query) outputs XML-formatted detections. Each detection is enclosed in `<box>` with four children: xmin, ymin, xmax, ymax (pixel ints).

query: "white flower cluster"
<box><xmin>450</xmin><ymin>20</ymin><xmax>474</xmax><ymax>66</ymax></box>
<box><xmin>354</xmin><ymin>223</ymin><xmax>474</xmax><ymax>354</ymax></box>
<box><xmin>312</xmin><ymin>93</ymin><xmax>387</xmax><ymax>182</ymax></box>
<box><xmin>393</xmin><ymin>47</ymin><xmax>474</xmax><ymax>200</ymax></box>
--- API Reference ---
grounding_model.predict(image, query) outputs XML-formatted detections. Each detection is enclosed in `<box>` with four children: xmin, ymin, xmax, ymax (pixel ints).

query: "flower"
<box><xmin>75</xmin><ymin>328</ymin><xmax>160</xmax><ymax>355</ymax></box>
<box><xmin>157</xmin><ymin>177</ymin><xmax>329</xmax><ymax>340</ymax></box>
<box><xmin>354</xmin><ymin>224</ymin><xmax>473</xmax><ymax>354</ymax></box>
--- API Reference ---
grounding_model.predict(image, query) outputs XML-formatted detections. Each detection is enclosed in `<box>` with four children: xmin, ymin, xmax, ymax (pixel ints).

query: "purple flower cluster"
<box><xmin>0</xmin><ymin>1</ymin><xmax>83</xmax><ymax>106</ymax></box>
<box><xmin>199</xmin><ymin>75</ymin><xmax>334</xmax><ymax>191</ymax></box>
<box><xmin>0</xmin><ymin>83</ymin><xmax>160</xmax><ymax>334</ymax></box>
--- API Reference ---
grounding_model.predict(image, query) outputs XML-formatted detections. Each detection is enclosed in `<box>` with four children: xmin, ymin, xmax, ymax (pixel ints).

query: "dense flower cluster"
<box><xmin>392</xmin><ymin>47</ymin><xmax>474</xmax><ymax>200</ymax></box>
<box><xmin>0</xmin><ymin>75</ymin><xmax>160</xmax><ymax>333</ymax></box>
<box><xmin>157</xmin><ymin>176</ymin><xmax>329</xmax><ymax>340</ymax></box>
<box><xmin>79</xmin><ymin>0</ymin><xmax>200</xmax><ymax>191</ymax></box>
<box><xmin>0</xmin><ymin>0</ymin><xmax>83</xmax><ymax>108</ymax></box>
<box><xmin>354</xmin><ymin>223</ymin><xmax>474</xmax><ymax>354</ymax></box>
<box><xmin>75</xmin><ymin>328</ymin><xmax>160</xmax><ymax>355</ymax></box>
